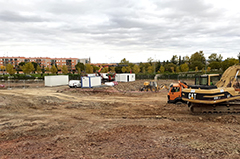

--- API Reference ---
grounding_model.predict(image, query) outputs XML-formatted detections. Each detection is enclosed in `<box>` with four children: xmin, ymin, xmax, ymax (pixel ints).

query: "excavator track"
<box><xmin>189</xmin><ymin>101</ymin><xmax>240</xmax><ymax>114</ymax></box>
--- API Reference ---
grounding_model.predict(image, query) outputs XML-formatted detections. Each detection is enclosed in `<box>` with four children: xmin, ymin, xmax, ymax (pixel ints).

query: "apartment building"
<box><xmin>0</xmin><ymin>56</ymin><xmax>91</xmax><ymax>70</ymax></box>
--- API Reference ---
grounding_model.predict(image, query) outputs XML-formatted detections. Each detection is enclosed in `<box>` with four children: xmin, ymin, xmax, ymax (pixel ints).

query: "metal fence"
<box><xmin>136</xmin><ymin>73</ymin><xmax>196</xmax><ymax>80</ymax></box>
<box><xmin>1</xmin><ymin>78</ymin><xmax>44</xmax><ymax>89</ymax></box>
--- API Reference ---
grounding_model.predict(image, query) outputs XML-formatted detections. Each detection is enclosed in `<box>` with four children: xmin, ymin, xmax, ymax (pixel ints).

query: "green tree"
<box><xmin>45</xmin><ymin>66</ymin><xmax>50</xmax><ymax>72</ymax></box>
<box><xmin>209</xmin><ymin>61</ymin><xmax>221</xmax><ymax>70</ymax></box>
<box><xmin>207</xmin><ymin>67</ymin><xmax>211</xmax><ymax>72</ymax></box>
<box><xmin>126</xmin><ymin>66</ymin><xmax>131</xmax><ymax>73</ymax></box>
<box><xmin>62</xmin><ymin>65</ymin><xmax>68</xmax><ymax>74</ymax></box>
<box><xmin>18</xmin><ymin>62</ymin><xmax>25</xmax><ymax>66</ymax></box>
<box><xmin>195</xmin><ymin>66</ymin><xmax>199</xmax><ymax>72</ymax></box>
<box><xmin>31</xmin><ymin>62</ymin><xmax>38</xmax><ymax>71</ymax></box>
<box><xmin>180</xmin><ymin>63</ymin><xmax>189</xmax><ymax>72</ymax></box>
<box><xmin>164</xmin><ymin>63</ymin><xmax>176</xmax><ymax>72</ymax></box>
<box><xmin>155</xmin><ymin>60</ymin><xmax>161</xmax><ymax>73</ymax></box>
<box><xmin>50</xmin><ymin>65</ymin><xmax>58</xmax><ymax>74</ymax></box>
<box><xmin>77</xmin><ymin>67</ymin><xmax>81</xmax><ymax>75</ymax></box>
<box><xmin>221</xmin><ymin>58</ymin><xmax>239</xmax><ymax>71</ymax></box>
<box><xmin>176</xmin><ymin>66</ymin><xmax>180</xmax><ymax>73</ymax></box>
<box><xmin>36</xmin><ymin>65</ymin><xmax>41</xmax><ymax>74</ymax></box>
<box><xmin>115</xmin><ymin>66</ymin><xmax>122</xmax><ymax>73</ymax></box>
<box><xmin>6</xmin><ymin>64</ymin><xmax>16</xmax><ymax>75</ymax></box>
<box><xmin>162</xmin><ymin>60</ymin><xmax>166</xmax><ymax>66</ymax></box>
<box><xmin>182</xmin><ymin>56</ymin><xmax>190</xmax><ymax>64</ymax></box>
<box><xmin>208</xmin><ymin>53</ymin><xmax>223</xmax><ymax>62</ymax></box>
<box><xmin>147</xmin><ymin>65</ymin><xmax>154</xmax><ymax>74</ymax></box>
<box><xmin>139</xmin><ymin>62</ymin><xmax>144</xmax><ymax>72</ymax></box>
<box><xmin>75</xmin><ymin>62</ymin><xmax>85</xmax><ymax>71</ymax></box>
<box><xmin>170</xmin><ymin>67</ymin><xmax>175</xmax><ymax>73</ymax></box>
<box><xmin>142</xmin><ymin>67</ymin><xmax>146</xmax><ymax>74</ymax></box>
<box><xmin>147</xmin><ymin>57</ymin><xmax>154</xmax><ymax>65</ymax></box>
<box><xmin>17</xmin><ymin>62</ymin><xmax>25</xmax><ymax>71</ymax></box>
<box><xmin>160</xmin><ymin>66</ymin><xmax>165</xmax><ymax>73</ymax></box>
<box><xmin>21</xmin><ymin>62</ymin><xmax>35</xmax><ymax>74</ymax></box>
<box><xmin>202</xmin><ymin>68</ymin><xmax>206</xmax><ymax>74</ymax></box>
<box><xmin>119</xmin><ymin>58</ymin><xmax>129</xmax><ymax>65</ymax></box>
<box><xmin>178</xmin><ymin>56</ymin><xmax>182</xmax><ymax>66</ymax></box>
<box><xmin>191</xmin><ymin>61</ymin><xmax>204</xmax><ymax>71</ymax></box>
<box><xmin>102</xmin><ymin>67</ymin><xmax>109</xmax><ymax>73</ymax></box>
<box><xmin>92</xmin><ymin>65</ymin><xmax>100</xmax><ymax>73</ymax></box>
<box><xmin>41</xmin><ymin>66</ymin><xmax>45</xmax><ymax>74</ymax></box>
<box><xmin>170</xmin><ymin>55</ymin><xmax>178</xmax><ymax>65</ymax></box>
<box><xmin>132</xmin><ymin>64</ymin><xmax>140</xmax><ymax>74</ymax></box>
<box><xmin>208</xmin><ymin>53</ymin><xmax>223</xmax><ymax>70</ymax></box>
<box><xmin>110</xmin><ymin>67</ymin><xmax>115</xmax><ymax>72</ymax></box>
<box><xmin>190</xmin><ymin>51</ymin><xmax>206</xmax><ymax>70</ymax></box>
<box><xmin>0</xmin><ymin>66</ymin><xmax>6</xmax><ymax>71</ymax></box>
<box><xmin>121</xmin><ymin>67</ymin><xmax>126</xmax><ymax>73</ymax></box>
<box><xmin>85</xmin><ymin>64</ymin><xmax>93</xmax><ymax>73</ymax></box>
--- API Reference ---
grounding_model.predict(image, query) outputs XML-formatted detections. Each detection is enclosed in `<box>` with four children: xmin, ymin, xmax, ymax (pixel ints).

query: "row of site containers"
<box><xmin>87</xmin><ymin>73</ymin><xmax>136</xmax><ymax>82</ymax></box>
<box><xmin>44</xmin><ymin>73</ymin><xmax>135</xmax><ymax>87</ymax></box>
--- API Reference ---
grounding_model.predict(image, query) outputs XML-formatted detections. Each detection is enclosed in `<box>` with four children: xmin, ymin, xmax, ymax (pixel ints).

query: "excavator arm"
<box><xmin>178</xmin><ymin>80</ymin><xmax>188</xmax><ymax>88</ymax></box>
<box><xmin>215</xmin><ymin>65</ymin><xmax>240</xmax><ymax>88</ymax></box>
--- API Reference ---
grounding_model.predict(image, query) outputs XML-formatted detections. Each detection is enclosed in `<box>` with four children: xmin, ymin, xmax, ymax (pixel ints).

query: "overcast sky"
<box><xmin>0</xmin><ymin>0</ymin><xmax>240</xmax><ymax>63</ymax></box>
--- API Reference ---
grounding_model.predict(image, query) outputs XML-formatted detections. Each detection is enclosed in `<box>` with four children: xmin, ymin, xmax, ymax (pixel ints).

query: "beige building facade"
<box><xmin>0</xmin><ymin>56</ymin><xmax>91</xmax><ymax>70</ymax></box>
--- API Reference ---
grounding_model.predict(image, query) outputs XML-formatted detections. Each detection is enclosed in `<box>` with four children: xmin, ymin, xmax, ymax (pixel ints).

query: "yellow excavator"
<box><xmin>140</xmin><ymin>74</ymin><xmax>168</xmax><ymax>92</ymax></box>
<box><xmin>182</xmin><ymin>65</ymin><xmax>240</xmax><ymax>113</ymax></box>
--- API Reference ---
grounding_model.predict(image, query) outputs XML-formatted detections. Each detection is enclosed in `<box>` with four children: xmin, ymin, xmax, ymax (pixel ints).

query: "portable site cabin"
<box><xmin>115</xmin><ymin>73</ymin><xmax>135</xmax><ymax>82</ymax></box>
<box><xmin>44</xmin><ymin>75</ymin><xmax>69</xmax><ymax>87</ymax></box>
<box><xmin>87</xmin><ymin>73</ymin><xmax>96</xmax><ymax>77</ymax></box>
<box><xmin>81</xmin><ymin>76</ymin><xmax>101</xmax><ymax>88</ymax></box>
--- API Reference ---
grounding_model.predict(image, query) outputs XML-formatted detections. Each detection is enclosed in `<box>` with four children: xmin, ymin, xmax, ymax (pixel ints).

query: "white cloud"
<box><xmin>0</xmin><ymin>0</ymin><xmax>240</xmax><ymax>63</ymax></box>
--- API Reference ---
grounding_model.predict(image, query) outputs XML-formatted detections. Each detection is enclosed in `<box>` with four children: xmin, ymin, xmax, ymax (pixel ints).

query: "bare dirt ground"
<box><xmin>0</xmin><ymin>79</ymin><xmax>240</xmax><ymax>159</ymax></box>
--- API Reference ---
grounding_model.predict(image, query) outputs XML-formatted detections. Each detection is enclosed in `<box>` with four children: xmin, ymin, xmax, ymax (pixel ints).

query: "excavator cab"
<box><xmin>195</xmin><ymin>74</ymin><xmax>221</xmax><ymax>86</ymax></box>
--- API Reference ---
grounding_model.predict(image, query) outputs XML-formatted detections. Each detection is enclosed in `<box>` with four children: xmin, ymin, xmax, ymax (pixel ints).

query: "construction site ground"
<box><xmin>0</xmin><ymin>79</ymin><xmax>240</xmax><ymax>158</ymax></box>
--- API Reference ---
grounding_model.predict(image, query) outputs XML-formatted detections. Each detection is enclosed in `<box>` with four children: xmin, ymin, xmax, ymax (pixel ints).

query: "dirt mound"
<box><xmin>114</xmin><ymin>79</ymin><xmax>173</xmax><ymax>92</ymax></box>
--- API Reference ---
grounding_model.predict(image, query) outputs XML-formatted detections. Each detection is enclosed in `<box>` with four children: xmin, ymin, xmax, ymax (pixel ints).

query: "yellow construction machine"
<box><xmin>167</xmin><ymin>74</ymin><xmax>220</xmax><ymax>104</ymax></box>
<box><xmin>140</xmin><ymin>81</ymin><xmax>167</xmax><ymax>92</ymax></box>
<box><xmin>140</xmin><ymin>74</ymin><xmax>168</xmax><ymax>92</ymax></box>
<box><xmin>182</xmin><ymin>65</ymin><xmax>240</xmax><ymax>113</ymax></box>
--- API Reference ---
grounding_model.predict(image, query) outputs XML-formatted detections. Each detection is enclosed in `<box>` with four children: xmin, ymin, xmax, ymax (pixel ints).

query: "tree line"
<box><xmin>1</xmin><ymin>51</ymin><xmax>239</xmax><ymax>75</ymax></box>
<box><xmin>115</xmin><ymin>51</ymin><xmax>239</xmax><ymax>74</ymax></box>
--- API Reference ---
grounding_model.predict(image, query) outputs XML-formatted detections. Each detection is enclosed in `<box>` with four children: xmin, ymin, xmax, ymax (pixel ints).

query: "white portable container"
<box><xmin>129</xmin><ymin>73</ymin><xmax>135</xmax><ymax>82</ymax></box>
<box><xmin>81</xmin><ymin>76</ymin><xmax>101</xmax><ymax>88</ymax></box>
<box><xmin>87</xmin><ymin>73</ymin><xmax>96</xmax><ymax>77</ymax></box>
<box><xmin>44</xmin><ymin>75</ymin><xmax>69</xmax><ymax>87</ymax></box>
<box><xmin>115</xmin><ymin>74</ymin><xmax>121</xmax><ymax>82</ymax></box>
<box><xmin>115</xmin><ymin>73</ymin><xmax>135</xmax><ymax>82</ymax></box>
